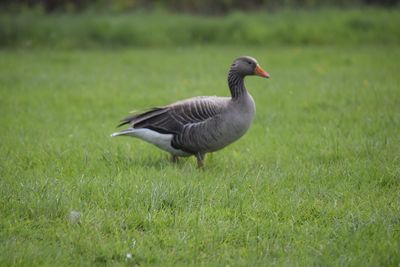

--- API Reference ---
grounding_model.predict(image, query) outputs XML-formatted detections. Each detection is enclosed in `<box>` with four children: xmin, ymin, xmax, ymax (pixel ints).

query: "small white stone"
<box><xmin>68</xmin><ymin>211</ymin><xmax>81</xmax><ymax>224</ymax></box>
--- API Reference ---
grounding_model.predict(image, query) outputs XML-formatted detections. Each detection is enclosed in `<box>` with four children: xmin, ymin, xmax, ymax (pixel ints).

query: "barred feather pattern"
<box><xmin>227</xmin><ymin>68</ymin><xmax>246</xmax><ymax>99</ymax></box>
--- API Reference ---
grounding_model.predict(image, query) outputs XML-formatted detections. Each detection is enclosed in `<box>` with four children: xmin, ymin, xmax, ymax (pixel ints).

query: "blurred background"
<box><xmin>1</xmin><ymin>0</ymin><xmax>399</xmax><ymax>48</ymax></box>
<box><xmin>1</xmin><ymin>0</ymin><xmax>399</xmax><ymax>13</ymax></box>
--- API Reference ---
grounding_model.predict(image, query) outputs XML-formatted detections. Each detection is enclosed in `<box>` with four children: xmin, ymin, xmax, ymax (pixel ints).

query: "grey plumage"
<box><xmin>111</xmin><ymin>56</ymin><xmax>270</xmax><ymax>167</ymax></box>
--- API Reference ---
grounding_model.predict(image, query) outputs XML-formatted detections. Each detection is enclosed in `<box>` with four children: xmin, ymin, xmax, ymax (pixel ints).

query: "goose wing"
<box><xmin>118</xmin><ymin>96</ymin><xmax>229</xmax><ymax>135</ymax></box>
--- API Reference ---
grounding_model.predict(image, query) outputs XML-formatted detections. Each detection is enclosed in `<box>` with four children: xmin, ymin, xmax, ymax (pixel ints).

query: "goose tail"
<box><xmin>110</xmin><ymin>128</ymin><xmax>136</xmax><ymax>137</ymax></box>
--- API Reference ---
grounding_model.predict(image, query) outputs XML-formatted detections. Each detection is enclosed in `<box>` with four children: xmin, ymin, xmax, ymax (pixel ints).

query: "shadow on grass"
<box><xmin>99</xmin><ymin>149</ymin><xmax>203</xmax><ymax>172</ymax></box>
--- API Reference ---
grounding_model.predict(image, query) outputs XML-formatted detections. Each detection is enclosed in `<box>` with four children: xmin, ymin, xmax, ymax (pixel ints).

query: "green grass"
<box><xmin>1</xmin><ymin>44</ymin><xmax>400</xmax><ymax>266</ymax></box>
<box><xmin>1</xmin><ymin>8</ymin><xmax>400</xmax><ymax>48</ymax></box>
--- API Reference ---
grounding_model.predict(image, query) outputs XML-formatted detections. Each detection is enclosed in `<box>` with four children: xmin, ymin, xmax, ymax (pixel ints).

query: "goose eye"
<box><xmin>247</xmin><ymin>61</ymin><xmax>252</xmax><ymax>65</ymax></box>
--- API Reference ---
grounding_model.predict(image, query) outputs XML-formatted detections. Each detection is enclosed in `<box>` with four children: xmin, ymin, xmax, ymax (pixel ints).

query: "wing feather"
<box><xmin>117</xmin><ymin>97</ymin><xmax>228</xmax><ymax>137</ymax></box>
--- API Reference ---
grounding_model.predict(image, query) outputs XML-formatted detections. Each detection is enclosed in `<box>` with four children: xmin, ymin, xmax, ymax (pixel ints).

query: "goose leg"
<box><xmin>196</xmin><ymin>153</ymin><xmax>205</xmax><ymax>168</ymax></box>
<box><xmin>170</xmin><ymin>155</ymin><xmax>179</xmax><ymax>163</ymax></box>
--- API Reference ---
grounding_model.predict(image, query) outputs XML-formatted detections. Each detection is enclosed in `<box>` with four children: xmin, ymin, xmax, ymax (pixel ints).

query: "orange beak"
<box><xmin>254</xmin><ymin>64</ymin><xmax>270</xmax><ymax>78</ymax></box>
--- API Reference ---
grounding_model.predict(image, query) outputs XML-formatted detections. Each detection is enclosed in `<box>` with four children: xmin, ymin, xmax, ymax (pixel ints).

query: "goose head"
<box><xmin>231</xmin><ymin>56</ymin><xmax>270</xmax><ymax>78</ymax></box>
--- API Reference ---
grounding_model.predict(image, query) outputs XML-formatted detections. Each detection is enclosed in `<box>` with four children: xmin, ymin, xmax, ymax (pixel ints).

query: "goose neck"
<box><xmin>228</xmin><ymin>70</ymin><xmax>246</xmax><ymax>100</ymax></box>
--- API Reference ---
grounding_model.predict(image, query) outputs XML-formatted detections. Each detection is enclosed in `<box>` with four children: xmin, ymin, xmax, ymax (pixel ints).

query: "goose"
<box><xmin>111</xmin><ymin>56</ymin><xmax>270</xmax><ymax>168</ymax></box>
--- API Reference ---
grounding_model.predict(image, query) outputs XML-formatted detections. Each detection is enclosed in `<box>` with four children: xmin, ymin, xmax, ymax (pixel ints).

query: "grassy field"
<box><xmin>1</xmin><ymin>43</ymin><xmax>400</xmax><ymax>265</ymax></box>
